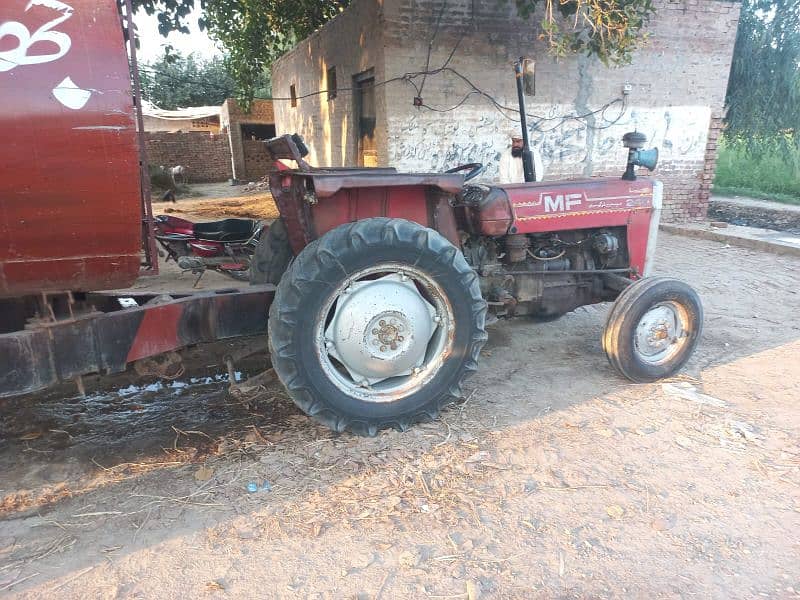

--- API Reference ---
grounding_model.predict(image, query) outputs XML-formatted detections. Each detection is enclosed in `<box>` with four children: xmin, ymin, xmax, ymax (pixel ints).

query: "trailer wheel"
<box><xmin>250</xmin><ymin>218</ymin><xmax>292</xmax><ymax>285</ymax></box>
<box><xmin>602</xmin><ymin>277</ymin><xmax>702</xmax><ymax>383</ymax></box>
<box><xmin>268</xmin><ymin>218</ymin><xmax>487</xmax><ymax>436</ymax></box>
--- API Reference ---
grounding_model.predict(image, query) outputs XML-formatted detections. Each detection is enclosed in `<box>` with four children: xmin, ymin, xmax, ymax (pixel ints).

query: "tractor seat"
<box><xmin>193</xmin><ymin>218</ymin><xmax>259</xmax><ymax>242</ymax></box>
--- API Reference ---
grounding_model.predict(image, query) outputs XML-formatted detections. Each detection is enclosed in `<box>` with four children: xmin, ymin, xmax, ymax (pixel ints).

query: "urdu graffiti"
<box><xmin>0</xmin><ymin>0</ymin><xmax>92</xmax><ymax>110</ymax></box>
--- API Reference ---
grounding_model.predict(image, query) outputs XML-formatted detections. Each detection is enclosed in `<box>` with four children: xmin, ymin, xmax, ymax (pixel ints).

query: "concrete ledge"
<box><xmin>660</xmin><ymin>222</ymin><xmax>800</xmax><ymax>258</ymax></box>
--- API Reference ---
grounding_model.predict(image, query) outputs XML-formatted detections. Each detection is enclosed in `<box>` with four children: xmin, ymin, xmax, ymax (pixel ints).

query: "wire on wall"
<box><xmin>137</xmin><ymin>0</ymin><xmax>628</xmax><ymax>135</ymax></box>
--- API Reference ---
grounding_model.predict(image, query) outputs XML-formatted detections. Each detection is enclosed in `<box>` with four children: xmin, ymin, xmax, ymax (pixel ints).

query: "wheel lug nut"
<box><xmin>398</xmin><ymin>336</ymin><xmax>404</xmax><ymax>342</ymax></box>
<box><xmin>380</xmin><ymin>345</ymin><xmax>387</xmax><ymax>352</ymax></box>
<box><xmin>433</xmin><ymin>315</ymin><xmax>441</xmax><ymax>323</ymax></box>
<box><xmin>379</xmin><ymin>320</ymin><xmax>386</xmax><ymax>326</ymax></box>
<box><xmin>372</xmin><ymin>329</ymin><xmax>378</xmax><ymax>334</ymax></box>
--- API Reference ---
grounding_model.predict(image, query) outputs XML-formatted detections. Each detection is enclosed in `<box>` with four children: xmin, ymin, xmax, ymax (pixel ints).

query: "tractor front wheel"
<box><xmin>602</xmin><ymin>277</ymin><xmax>703</xmax><ymax>383</ymax></box>
<box><xmin>268</xmin><ymin>218</ymin><xmax>488</xmax><ymax>436</ymax></box>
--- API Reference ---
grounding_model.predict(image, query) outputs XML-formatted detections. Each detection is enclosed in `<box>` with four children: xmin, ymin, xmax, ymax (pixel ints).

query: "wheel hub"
<box><xmin>324</xmin><ymin>273</ymin><xmax>438</xmax><ymax>386</ymax></box>
<box><xmin>370</xmin><ymin>316</ymin><xmax>406</xmax><ymax>351</ymax></box>
<box><xmin>634</xmin><ymin>302</ymin><xmax>687</xmax><ymax>365</ymax></box>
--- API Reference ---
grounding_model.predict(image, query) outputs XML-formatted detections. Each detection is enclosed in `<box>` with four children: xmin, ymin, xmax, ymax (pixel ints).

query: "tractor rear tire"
<box><xmin>250</xmin><ymin>218</ymin><xmax>292</xmax><ymax>285</ymax></box>
<box><xmin>268</xmin><ymin>218</ymin><xmax>488</xmax><ymax>436</ymax></box>
<box><xmin>602</xmin><ymin>277</ymin><xmax>702</xmax><ymax>383</ymax></box>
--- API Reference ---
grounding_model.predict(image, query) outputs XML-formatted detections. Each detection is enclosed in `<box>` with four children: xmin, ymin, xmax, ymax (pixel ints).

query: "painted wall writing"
<box><xmin>388</xmin><ymin>104</ymin><xmax>711</xmax><ymax>182</ymax></box>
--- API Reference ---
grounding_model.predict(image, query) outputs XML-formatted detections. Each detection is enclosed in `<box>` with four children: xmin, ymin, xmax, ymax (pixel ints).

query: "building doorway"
<box><xmin>240</xmin><ymin>123</ymin><xmax>276</xmax><ymax>141</ymax></box>
<box><xmin>354</xmin><ymin>70</ymin><xmax>377</xmax><ymax>167</ymax></box>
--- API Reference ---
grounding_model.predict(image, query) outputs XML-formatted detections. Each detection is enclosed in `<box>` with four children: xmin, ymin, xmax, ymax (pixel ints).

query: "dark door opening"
<box><xmin>354</xmin><ymin>70</ymin><xmax>377</xmax><ymax>167</ymax></box>
<box><xmin>240</xmin><ymin>123</ymin><xmax>276</xmax><ymax>141</ymax></box>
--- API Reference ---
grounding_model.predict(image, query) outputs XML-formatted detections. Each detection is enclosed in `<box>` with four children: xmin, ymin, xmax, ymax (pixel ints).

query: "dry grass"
<box><xmin>160</xmin><ymin>193</ymin><xmax>279</xmax><ymax>221</ymax></box>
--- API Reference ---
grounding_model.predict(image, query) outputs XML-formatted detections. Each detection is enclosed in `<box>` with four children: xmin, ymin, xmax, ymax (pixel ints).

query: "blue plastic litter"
<box><xmin>247</xmin><ymin>480</ymin><xmax>272</xmax><ymax>493</ymax></box>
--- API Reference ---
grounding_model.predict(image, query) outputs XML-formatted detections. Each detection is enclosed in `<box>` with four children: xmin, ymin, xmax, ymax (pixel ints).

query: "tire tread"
<box><xmin>268</xmin><ymin>218</ymin><xmax>487</xmax><ymax>435</ymax></box>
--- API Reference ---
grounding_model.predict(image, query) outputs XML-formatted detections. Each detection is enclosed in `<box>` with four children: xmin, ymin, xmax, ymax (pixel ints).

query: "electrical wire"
<box><xmin>418</xmin><ymin>0</ymin><xmax>449</xmax><ymax>97</ymax></box>
<box><xmin>137</xmin><ymin>25</ymin><xmax>627</xmax><ymax>134</ymax></box>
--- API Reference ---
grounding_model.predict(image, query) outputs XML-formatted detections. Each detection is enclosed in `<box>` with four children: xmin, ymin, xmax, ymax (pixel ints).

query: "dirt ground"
<box><xmin>1</xmin><ymin>232</ymin><xmax>799</xmax><ymax>598</ymax></box>
<box><xmin>152</xmin><ymin>182</ymin><xmax>279</xmax><ymax>221</ymax></box>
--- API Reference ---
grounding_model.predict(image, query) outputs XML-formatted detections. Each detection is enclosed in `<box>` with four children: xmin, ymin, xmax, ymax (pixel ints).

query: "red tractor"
<box><xmin>0</xmin><ymin>0</ymin><xmax>701</xmax><ymax>437</ymax></box>
<box><xmin>250</xmin><ymin>133</ymin><xmax>703</xmax><ymax>436</ymax></box>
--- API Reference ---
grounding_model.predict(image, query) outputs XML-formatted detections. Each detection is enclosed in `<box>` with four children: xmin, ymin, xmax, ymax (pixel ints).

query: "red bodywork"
<box><xmin>271</xmin><ymin>161</ymin><xmax>465</xmax><ymax>255</ymax></box>
<box><xmin>0</xmin><ymin>0</ymin><xmax>142</xmax><ymax>298</ymax></box>
<box><xmin>270</xmin><ymin>161</ymin><xmax>659</xmax><ymax>279</ymax></box>
<box><xmin>477</xmin><ymin>178</ymin><xmax>658</xmax><ymax>277</ymax></box>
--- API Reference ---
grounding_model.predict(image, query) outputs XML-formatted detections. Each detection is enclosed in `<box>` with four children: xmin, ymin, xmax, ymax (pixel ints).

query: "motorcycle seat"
<box><xmin>193</xmin><ymin>218</ymin><xmax>259</xmax><ymax>242</ymax></box>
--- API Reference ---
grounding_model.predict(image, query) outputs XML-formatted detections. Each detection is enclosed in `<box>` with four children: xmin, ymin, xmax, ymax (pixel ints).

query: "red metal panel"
<box><xmin>500</xmin><ymin>178</ymin><xmax>654</xmax><ymax>229</ymax></box>
<box><xmin>496</xmin><ymin>177</ymin><xmax>655</xmax><ymax>276</ymax></box>
<box><xmin>311</xmin><ymin>185</ymin><xmax>432</xmax><ymax>240</ymax></box>
<box><xmin>125</xmin><ymin>303</ymin><xmax>182</xmax><ymax>362</ymax></box>
<box><xmin>0</xmin><ymin>0</ymin><xmax>142</xmax><ymax>297</ymax></box>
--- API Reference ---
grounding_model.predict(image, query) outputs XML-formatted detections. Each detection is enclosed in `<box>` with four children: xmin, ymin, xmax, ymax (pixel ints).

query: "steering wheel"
<box><xmin>445</xmin><ymin>162</ymin><xmax>485</xmax><ymax>182</ymax></box>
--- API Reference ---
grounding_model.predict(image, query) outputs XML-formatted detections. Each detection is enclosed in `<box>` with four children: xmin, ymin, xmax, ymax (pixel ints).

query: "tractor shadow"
<box><xmin>1</xmin><ymin>232</ymin><xmax>799</xmax><ymax>592</ymax></box>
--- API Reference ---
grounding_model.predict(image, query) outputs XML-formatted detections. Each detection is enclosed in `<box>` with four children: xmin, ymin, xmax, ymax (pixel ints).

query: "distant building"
<box><xmin>143</xmin><ymin>99</ymin><xmax>276</xmax><ymax>183</ymax></box>
<box><xmin>220</xmin><ymin>99</ymin><xmax>277</xmax><ymax>182</ymax></box>
<box><xmin>141</xmin><ymin>100</ymin><xmax>221</xmax><ymax>133</ymax></box>
<box><xmin>271</xmin><ymin>0</ymin><xmax>741</xmax><ymax>222</ymax></box>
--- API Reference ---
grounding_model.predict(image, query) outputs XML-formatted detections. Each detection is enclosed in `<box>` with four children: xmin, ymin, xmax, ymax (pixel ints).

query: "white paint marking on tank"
<box><xmin>53</xmin><ymin>76</ymin><xmax>92</xmax><ymax>109</ymax></box>
<box><xmin>72</xmin><ymin>125</ymin><xmax>128</xmax><ymax>131</ymax></box>
<box><xmin>0</xmin><ymin>0</ymin><xmax>74</xmax><ymax>72</ymax></box>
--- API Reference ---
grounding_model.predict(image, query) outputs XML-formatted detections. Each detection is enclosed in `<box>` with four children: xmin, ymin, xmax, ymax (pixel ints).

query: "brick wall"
<box><xmin>273</xmin><ymin>0</ymin><xmax>741</xmax><ymax>221</ymax></box>
<box><xmin>220</xmin><ymin>99</ymin><xmax>276</xmax><ymax>180</ymax></box>
<box><xmin>222</xmin><ymin>98</ymin><xmax>275</xmax><ymax>123</ymax></box>
<box><xmin>242</xmin><ymin>139</ymin><xmax>274</xmax><ymax>181</ymax></box>
<box><xmin>145</xmin><ymin>131</ymin><xmax>232</xmax><ymax>183</ymax></box>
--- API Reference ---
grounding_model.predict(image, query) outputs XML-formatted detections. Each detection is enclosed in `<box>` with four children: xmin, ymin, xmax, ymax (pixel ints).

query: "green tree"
<box><xmin>139</xmin><ymin>52</ymin><xmax>236</xmax><ymax>108</ymax></box>
<box><xmin>128</xmin><ymin>0</ymin><xmax>657</xmax><ymax>107</ymax></box>
<box><xmin>724</xmin><ymin>0</ymin><xmax>800</xmax><ymax>152</ymax></box>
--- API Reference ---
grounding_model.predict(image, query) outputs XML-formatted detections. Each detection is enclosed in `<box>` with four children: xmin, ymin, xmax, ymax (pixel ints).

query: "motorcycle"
<box><xmin>153</xmin><ymin>215</ymin><xmax>263</xmax><ymax>284</ymax></box>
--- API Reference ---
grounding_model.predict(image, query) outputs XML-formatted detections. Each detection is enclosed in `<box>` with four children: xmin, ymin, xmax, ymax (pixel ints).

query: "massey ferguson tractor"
<box><xmin>0</xmin><ymin>0</ymin><xmax>702</xmax><ymax>437</ymax></box>
<box><xmin>245</xmin><ymin>132</ymin><xmax>703</xmax><ymax>435</ymax></box>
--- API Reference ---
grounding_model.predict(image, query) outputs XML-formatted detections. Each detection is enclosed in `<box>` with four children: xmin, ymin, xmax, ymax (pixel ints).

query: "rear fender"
<box><xmin>269</xmin><ymin>171</ymin><xmax>462</xmax><ymax>254</ymax></box>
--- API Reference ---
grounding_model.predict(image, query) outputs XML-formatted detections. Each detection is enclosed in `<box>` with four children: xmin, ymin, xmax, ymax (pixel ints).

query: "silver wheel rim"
<box><xmin>315</xmin><ymin>263</ymin><xmax>454</xmax><ymax>403</ymax></box>
<box><xmin>634</xmin><ymin>301</ymin><xmax>690</xmax><ymax>366</ymax></box>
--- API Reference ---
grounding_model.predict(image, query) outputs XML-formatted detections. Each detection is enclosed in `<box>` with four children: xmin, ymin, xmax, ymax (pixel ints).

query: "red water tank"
<box><xmin>0</xmin><ymin>0</ymin><xmax>142</xmax><ymax>297</ymax></box>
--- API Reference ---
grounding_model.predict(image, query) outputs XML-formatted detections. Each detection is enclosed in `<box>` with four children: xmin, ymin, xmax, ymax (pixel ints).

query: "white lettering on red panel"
<box><xmin>542</xmin><ymin>193</ymin><xmax>585</xmax><ymax>213</ymax></box>
<box><xmin>0</xmin><ymin>1</ymin><xmax>91</xmax><ymax>110</ymax></box>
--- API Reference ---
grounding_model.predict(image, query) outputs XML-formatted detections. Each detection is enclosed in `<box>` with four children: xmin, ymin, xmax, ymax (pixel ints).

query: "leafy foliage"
<box><xmin>201</xmin><ymin>0</ymin><xmax>340</xmax><ymax>107</ymax></box>
<box><xmin>129</xmin><ymin>0</ymin><xmax>202</xmax><ymax>36</ymax></box>
<box><xmin>714</xmin><ymin>135</ymin><xmax>800</xmax><ymax>203</ymax></box>
<box><xmin>127</xmin><ymin>0</ymin><xmax>656</xmax><ymax>108</ymax></box>
<box><xmin>513</xmin><ymin>0</ymin><xmax>656</xmax><ymax>65</ymax></box>
<box><xmin>139</xmin><ymin>52</ymin><xmax>235</xmax><ymax>108</ymax></box>
<box><xmin>725</xmin><ymin>0</ymin><xmax>800</xmax><ymax>154</ymax></box>
<box><xmin>138</xmin><ymin>49</ymin><xmax>272</xmax><ymax>109</ymax></box>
